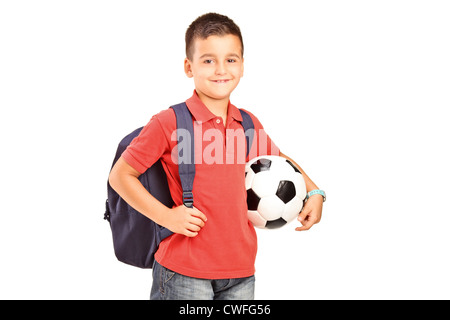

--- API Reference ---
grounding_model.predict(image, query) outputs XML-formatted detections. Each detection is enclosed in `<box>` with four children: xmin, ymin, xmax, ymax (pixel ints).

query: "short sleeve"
<box><xmin>121</xmin><ymin>113</ymin><xmax>171</xmax><ymax>174</ymax></box>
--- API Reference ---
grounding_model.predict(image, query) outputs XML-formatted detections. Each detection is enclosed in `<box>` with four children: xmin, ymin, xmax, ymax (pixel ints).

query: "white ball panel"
<box><xmin>292</xmin><ymin>172</ymin><xmax>307</xmax><ymax>200</ymax></box>
<box><xmin>251</xmin><ymin>171</ymin><xmax>279</xmax><ymax>198</ymax></box>
<box><xmin>258</xmin><ymin>195</ymin><xmax>285</xmax><ymax>221</ymax></box>
<box><xmin>282</xmin><ymin>196</ymin><xmax>304</xmax><ymax>222</ymax></box>
<box><xmin>245</xmin><ymin>169</ymin><xmax>255</xmax><ymax>190</ymax></box>
<box><xmin>272</xmin><ymin>158</ymin><xmax>296</xmax><ymax>177</ymax></box>
<box><xmin>247</xmin><ymin>210</ymin><xmax>267</xmax><ymax>228</ymax></box>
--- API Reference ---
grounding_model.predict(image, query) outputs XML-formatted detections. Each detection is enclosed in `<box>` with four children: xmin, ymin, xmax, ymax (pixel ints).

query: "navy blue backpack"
<box><xmin>104</xmin><ymin>103</ymin><xmax>255</xmax><ymax>268</ymax></box>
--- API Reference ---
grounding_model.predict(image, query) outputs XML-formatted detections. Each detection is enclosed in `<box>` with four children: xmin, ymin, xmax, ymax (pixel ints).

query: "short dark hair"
<box><xmin>185</xmin><ymin>13</ymin><xmax>244</xmax><ymax>60</ymax></box>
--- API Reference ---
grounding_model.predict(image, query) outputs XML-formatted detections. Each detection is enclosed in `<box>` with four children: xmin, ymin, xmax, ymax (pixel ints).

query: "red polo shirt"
<box><xmin>122</xmin><ymin>91</ymin><xmax>279</xmax><ymax>279</ymax></box>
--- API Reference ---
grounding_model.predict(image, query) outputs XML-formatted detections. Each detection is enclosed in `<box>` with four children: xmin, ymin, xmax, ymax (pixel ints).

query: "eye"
<box><xmin>227</xmin><ymin>59</ymin><xmax>236</xmax><ymax>63</ymax></box>
<box><xmin>204</xmin><ymin>59</ymin><xmax>214</xmax><ymax>64</ymax></box>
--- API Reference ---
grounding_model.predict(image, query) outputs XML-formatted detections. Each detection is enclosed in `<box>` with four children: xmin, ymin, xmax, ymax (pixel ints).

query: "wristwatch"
<box><xmin>306</xmin><ymin>189</ymin><xmax>326</xmax><ymax>202</ymax></box>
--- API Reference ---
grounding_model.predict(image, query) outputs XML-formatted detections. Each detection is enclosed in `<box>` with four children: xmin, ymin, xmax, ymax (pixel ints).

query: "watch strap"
<box><xmin>306</xmin><ymin>189</ymin><xmax>326</xmax><ymax>202</ymax></box>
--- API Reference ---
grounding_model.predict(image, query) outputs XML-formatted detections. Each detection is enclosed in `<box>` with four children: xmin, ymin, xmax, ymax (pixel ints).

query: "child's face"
<box><xmin>184</xmin><ymin>34</ymin><xmax>244</xmax><ymax>103</ymax></box>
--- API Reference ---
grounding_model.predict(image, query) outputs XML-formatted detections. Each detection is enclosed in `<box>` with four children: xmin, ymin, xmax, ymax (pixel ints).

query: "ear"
<box><xmin>240</xmin><ymin>57</ymin><xmax>244</xmax><ymax>78</ymax></box>
<box><xmin>184</xmin><ymin>58</ymin><xmax>193</xmax><ymax>78</ymax></box>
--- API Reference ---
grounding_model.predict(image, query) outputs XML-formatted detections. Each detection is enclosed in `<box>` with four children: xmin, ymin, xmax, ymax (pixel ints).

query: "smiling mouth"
<box><xmin>211</xmin><ymin>79</ymin><xmax>230</xmax><ymax>83</ymax></box>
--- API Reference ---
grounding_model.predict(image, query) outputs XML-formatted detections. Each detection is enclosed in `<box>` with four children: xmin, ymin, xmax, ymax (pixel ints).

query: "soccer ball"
<box><xmin>245</xmin><ymin>155</ymin><xmax>307</xmax><ymax>229</ymax></box>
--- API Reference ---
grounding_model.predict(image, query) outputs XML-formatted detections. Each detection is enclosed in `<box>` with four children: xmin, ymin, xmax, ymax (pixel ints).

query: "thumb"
<box><xmin>298</xmin><ymin>206</ymin><xmax>311</xmax><ymax>223</ymax></box>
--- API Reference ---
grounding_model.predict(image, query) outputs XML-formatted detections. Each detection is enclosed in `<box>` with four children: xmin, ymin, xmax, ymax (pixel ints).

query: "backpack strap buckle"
<box><xmin>182</xmin><ymin>191</ymin><xmax>194</xmax><ymax>208</ymax></box>
<box><xmin>104</xmin><ymin>200</ymin><xmax>111</xmax><ymax>222</ymax></box>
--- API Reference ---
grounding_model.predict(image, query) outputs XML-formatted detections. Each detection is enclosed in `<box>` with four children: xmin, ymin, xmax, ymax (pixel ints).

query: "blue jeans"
<box><xmin>150</xmin><ymin>261</ymin><xmax>255</xmax><ymax>300</ymax></box>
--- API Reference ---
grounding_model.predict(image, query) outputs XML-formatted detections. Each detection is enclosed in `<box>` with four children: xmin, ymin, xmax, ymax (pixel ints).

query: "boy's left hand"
<box><xmin>296</xmin><ymin>194</ymin><xmax>323</xmax><ymax>231</ymax></box>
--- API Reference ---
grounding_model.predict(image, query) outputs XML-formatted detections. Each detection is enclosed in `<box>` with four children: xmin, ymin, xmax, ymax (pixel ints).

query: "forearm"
<box><xmin>108</xmin><ymin>157</ymin><xmax>170</xmax><ymax>226</ymax></box>
<box><xmin>279</xmin><ymin>152</ymin><xmax>318</xmax><ymax>192</ymax></box>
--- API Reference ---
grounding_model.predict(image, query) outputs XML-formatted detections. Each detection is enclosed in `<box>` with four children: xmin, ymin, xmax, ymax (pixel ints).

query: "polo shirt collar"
<box><xmin>185</xmin><ymin>90</ymin><xmax>243</xmax><ymax>123</ymax></box>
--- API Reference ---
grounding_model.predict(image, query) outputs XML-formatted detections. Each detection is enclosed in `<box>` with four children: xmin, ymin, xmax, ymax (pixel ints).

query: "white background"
<box><xmin>1</xmin><ymin>0</ymin><xmax>449</xmax><ymax>299</ymax></box>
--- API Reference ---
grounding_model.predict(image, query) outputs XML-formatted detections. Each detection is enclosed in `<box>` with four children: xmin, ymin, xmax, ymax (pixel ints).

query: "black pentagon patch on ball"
<box><xmin>250</xmin><ymin>158</ymin><xmax>272</xmax><ymax>174</ymax></box>
<box><xmin>285</xmin><ymin>159</ymin><xmax>301</xmax><ymax>174</ymax></box>
<box><xmin>276</xmin><ymin>180</ymin><xmax>296</xmax><ymax>204</ymax></box>
<box><xmin>265</xmin><ymin>218</ymin><xmax>287</xmax><ymax>229</ymax></box>
<box><xmin>246</xmin><ymin>189</ymin><xmax>261</xmax><ymax>210</ymax></box>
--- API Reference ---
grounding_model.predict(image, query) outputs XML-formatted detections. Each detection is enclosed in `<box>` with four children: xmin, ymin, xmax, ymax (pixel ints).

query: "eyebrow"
<box><xmin>198</xmin><ymin>53</ymin><xmax>241</xmax><ymax>60</ymax></box>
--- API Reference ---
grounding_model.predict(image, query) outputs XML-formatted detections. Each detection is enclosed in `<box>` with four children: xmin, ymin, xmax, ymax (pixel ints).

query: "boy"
<box><xmin>109</xmin><ymin>13</ymin><xmax>325</xmax><ymax>300</ymax></box>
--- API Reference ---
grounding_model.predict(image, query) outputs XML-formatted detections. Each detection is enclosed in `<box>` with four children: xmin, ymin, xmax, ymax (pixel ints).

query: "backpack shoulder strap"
<box><xmin>170</xmin><ymin>103</ymin><xmax>195</xmax><ymax>208</ymax></box>
<box><xmin>238</xmin><ymin>109</ymin><xmax>255</xmax><ymax>158</ymax></box>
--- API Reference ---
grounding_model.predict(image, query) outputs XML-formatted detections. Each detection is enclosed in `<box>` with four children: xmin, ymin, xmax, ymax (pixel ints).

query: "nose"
<box><xmin>215</xmin><ymin>62</ymin><xmax>226</xmax><ymax>75</ymax></box>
